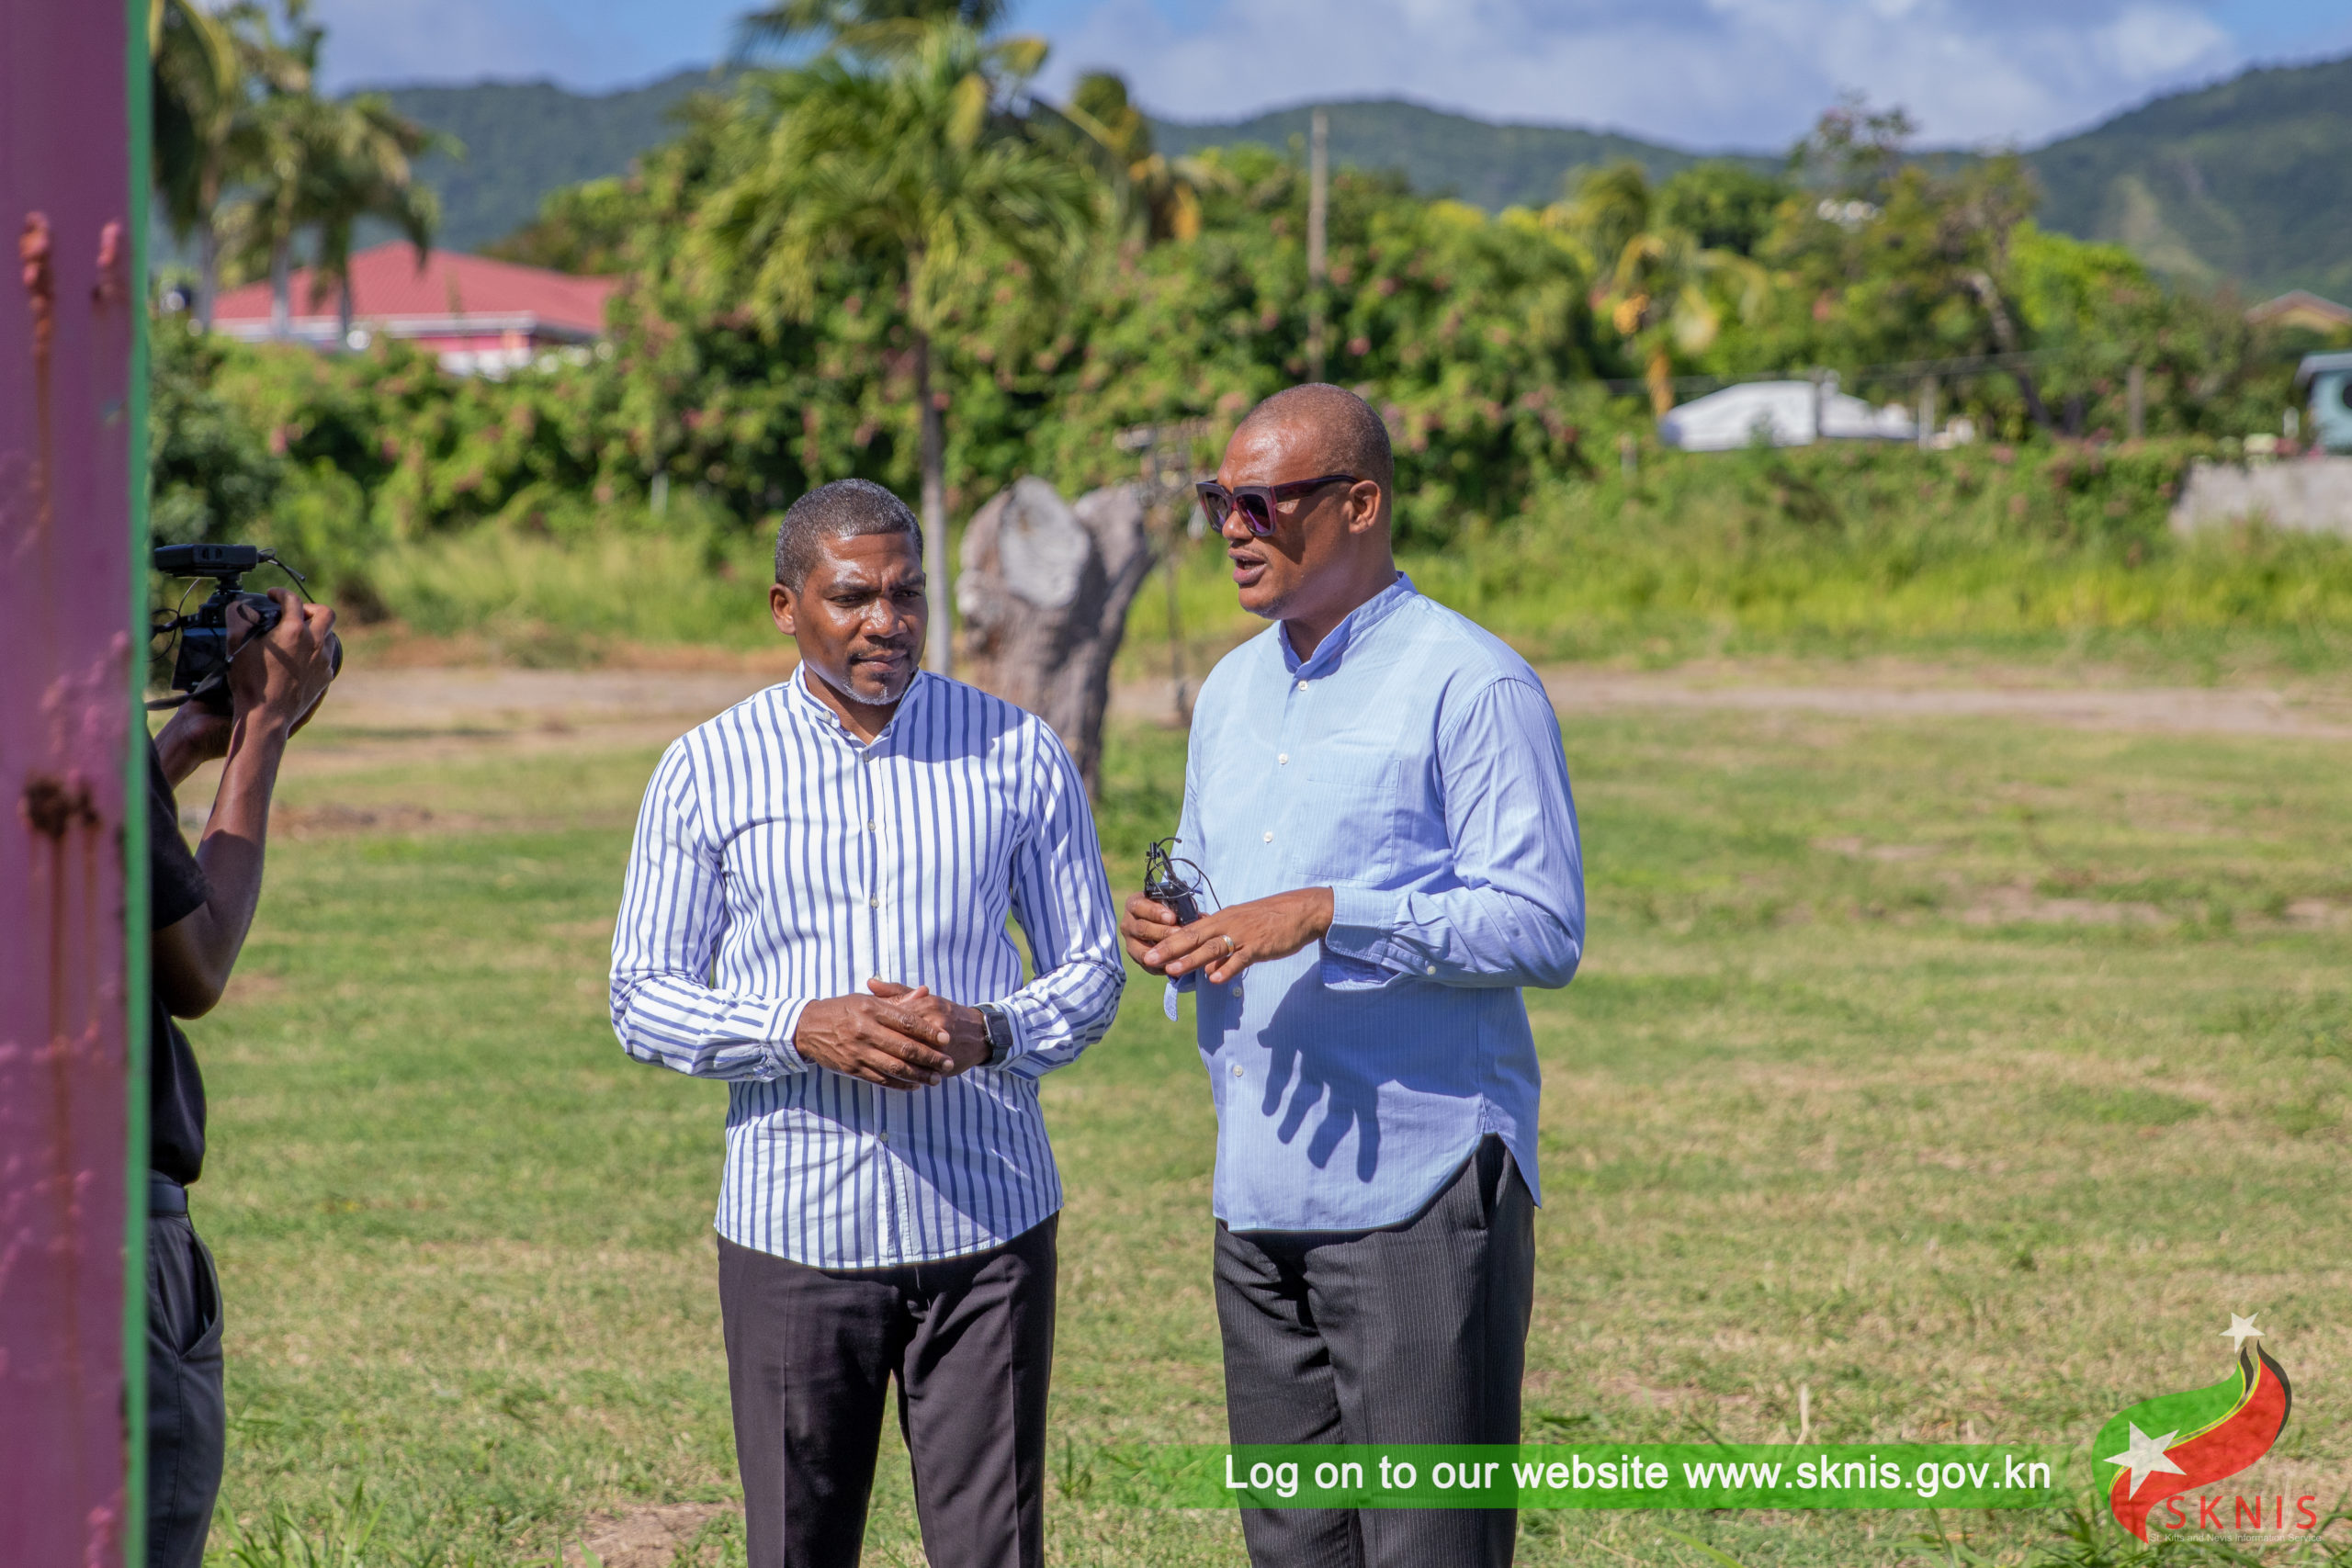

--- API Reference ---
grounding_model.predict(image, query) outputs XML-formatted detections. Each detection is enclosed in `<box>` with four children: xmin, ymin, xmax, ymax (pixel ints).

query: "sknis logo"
<box><xmin>2097</xmin><ymin>1314</ymin><xmax>2292</xmax><ymax>1541</ymax></box>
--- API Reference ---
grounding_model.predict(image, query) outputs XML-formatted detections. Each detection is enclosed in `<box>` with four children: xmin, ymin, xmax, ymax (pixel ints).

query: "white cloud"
<box><xmin>1039</xmin><ymin>0</ymin><xmax>2245</xmax><ymax>150</ymax></box>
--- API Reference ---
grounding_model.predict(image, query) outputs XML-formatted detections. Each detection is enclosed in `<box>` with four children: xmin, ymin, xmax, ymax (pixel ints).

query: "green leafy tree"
<box><xmin>1656</xmin><ymin>161</ymin><xmax>1792</xmax><ymax>257</ymax></box>
<box><xmin>483</xmin><ymin>177</ymin><xmax>639</xmax><ymax>275</ymax></box>
<box><xmin>691</xmin><ymin>22</ymin><xmax>1098</xmax><ymax>671</ymax></box>
<box><xmin>1552</xmin><ymin>163</ymin><xmax>1767</xmax><ymax>413</ymax></box>
<box><xmin>149</xmin><ymin>315</ymin><xmax>284</xmax><ymax>544</ymax></box>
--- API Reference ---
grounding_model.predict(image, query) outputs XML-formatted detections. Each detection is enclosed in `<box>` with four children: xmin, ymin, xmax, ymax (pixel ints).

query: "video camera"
<box><xmin>151</xmin><ymin>543</ymin><xmax>342</xmax><ymax>714</ymax></box>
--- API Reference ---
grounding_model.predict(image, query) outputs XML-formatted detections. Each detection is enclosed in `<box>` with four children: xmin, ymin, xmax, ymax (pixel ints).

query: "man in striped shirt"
<box><xmin>610</xmin><ymin>479</ymin><xmax>1124</xmax><ymax>1568</ymax></box>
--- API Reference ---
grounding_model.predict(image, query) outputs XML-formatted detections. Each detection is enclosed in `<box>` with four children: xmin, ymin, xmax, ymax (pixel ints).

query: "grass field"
<box><xmin>187</xmin><ymin>694</ymin><xmax>2352</xmax><ymax>1567</ymax></box>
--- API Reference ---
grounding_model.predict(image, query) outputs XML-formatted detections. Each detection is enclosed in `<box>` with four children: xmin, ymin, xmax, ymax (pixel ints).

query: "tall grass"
<box><xmin>1413</xmin><ymin>441</ymin><xmax>2352</xmax><ymax>672</ymax></box>
<box><xmin>310</xmin><ymin>440</ymin><xmax>2352</xmax><ymax>677</ymax></box>
<box><xmin>361</xmin><ymin>505</ymin><xmax>778</xmax><ymax>658</ymax></box>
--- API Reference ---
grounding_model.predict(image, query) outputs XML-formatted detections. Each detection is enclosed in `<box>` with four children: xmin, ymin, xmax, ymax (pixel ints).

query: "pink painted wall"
<box><xmin>0</xmin><ymin>1</ymin><xmax>142</xmax><ymax>1564</ymax></box>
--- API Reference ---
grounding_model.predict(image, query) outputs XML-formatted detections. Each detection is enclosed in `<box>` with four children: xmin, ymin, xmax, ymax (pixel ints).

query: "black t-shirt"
<box><xmin>149</xmin><ymin>741</ymin><xmax>210</xmax><ymax>1186</ymax></box>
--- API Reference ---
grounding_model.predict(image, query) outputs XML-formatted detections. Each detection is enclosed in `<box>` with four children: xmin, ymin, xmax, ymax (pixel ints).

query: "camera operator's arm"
<box><xmin>153</xmin><ymin>591</ymin><xmax>337</xmax><ymax>1019</ymax></box>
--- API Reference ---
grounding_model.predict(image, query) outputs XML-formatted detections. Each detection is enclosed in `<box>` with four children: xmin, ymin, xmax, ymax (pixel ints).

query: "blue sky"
<box><xmin>312</xmin><ymin>0</ymin><xmax>2352</xmax><ymax>150</ymax></box>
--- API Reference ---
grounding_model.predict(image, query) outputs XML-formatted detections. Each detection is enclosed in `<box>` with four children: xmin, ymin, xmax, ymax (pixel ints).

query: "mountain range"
<box><xmin>373</xmin><ymin>53</ymin><xmax>2352</xmax><ymax>300</ymax></box>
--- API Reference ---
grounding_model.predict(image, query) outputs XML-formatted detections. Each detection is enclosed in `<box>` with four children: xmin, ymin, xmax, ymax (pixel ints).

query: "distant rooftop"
<box><xmin>2247</xmin><ymin>290</ymin><xmax>2352</xmax><ymax>332</ymax></box>
<box><xmin>210</xmin><ymin>243</ymin><xmax>619</xmax><ymax>373</ymax></box>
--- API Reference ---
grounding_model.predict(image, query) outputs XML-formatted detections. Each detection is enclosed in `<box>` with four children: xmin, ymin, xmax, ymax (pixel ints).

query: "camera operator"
<box><xmin>144</xmin><ymin>587</ymin><xmax>336</xmax><ymax>1568</ymax></box>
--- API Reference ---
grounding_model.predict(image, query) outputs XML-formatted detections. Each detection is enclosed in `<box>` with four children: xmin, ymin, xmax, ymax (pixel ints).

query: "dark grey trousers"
<box><xmin>1216</xmin><ymin>1134</ymin><xmax>1534</xmax><ymax>1568</ymax></box>
<box><xmin>146</xmin><ymin>1214</ymin><xmax>226</xmax><ymax>1568</ymax></box>
<box><xmin>717</xmin><ymin>1215</ymin><xmax>1057</xmax><ymax>1568</ymax></box>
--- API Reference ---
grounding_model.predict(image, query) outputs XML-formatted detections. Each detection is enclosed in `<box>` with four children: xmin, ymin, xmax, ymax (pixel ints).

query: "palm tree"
<box><xmin>151</xmin><ymin>0</ymin><xmax>308</xmax><ymax>328</ymax></box>
<box><xmin>695</xmin><ymin>22</ymin><xmax>1097</xmax><ymax>675</ymax></box>
<box><xmin>1552</xmin><ymin>164</ymin><xmax>1767</xmax><ymax>416</ymax></box>
<box><xmin>733</xmin><ymin>0</ymin><xmax>1006</xmax><ymax>58</ymax></box>
<box><xmin>218</xmin><ymin>85</ymin><xmax>328</xmax><ymax>340</ymax></box>
<box><xmin>305</xmin><ymin>95</ymin><xmax>447</xmax><ymax>345</ymax></box>
<box><xmin>1060</xmin><ymin>72</ymin><xmax>1226</xmax><ymax>243</ymax></box>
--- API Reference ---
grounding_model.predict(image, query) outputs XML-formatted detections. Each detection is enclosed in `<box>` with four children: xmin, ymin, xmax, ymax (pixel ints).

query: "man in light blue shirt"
<box><xmin>1124</xmin><ymin>385</ymin><xmax>1583</xmax><ymax>1568</ymax></box>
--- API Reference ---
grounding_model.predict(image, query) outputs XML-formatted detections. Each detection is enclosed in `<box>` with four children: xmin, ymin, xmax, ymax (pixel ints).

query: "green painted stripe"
<box><xmin>122</xmin><ymin>0</ymin><xmax>153</xmax><ymax>1562</ymax></box>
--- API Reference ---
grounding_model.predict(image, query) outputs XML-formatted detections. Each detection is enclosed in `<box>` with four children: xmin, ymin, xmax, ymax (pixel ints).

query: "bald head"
<box><xmin>1235</xmin><ymin>383</ymin><xmax>1395</xmax><ymax>507</ymax></box>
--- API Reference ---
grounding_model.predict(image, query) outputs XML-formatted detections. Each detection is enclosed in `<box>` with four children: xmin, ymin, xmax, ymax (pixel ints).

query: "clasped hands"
<box><xmin>794</xmin><ymin>979</ymin><xmax>990</xmax><ymax>1089</ymax></box>
<box><xmin>1121</xmin><ymin>886</ymin><xmax>1335</xmax><ymax>987</ymax></box>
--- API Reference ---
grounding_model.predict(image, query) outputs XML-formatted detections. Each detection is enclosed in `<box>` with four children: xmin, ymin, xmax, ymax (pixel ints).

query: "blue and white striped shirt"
<box><xmin>610</xmin><ymin>667</ymin><xmax>1125</xmax><ymax>1268</ymax></box>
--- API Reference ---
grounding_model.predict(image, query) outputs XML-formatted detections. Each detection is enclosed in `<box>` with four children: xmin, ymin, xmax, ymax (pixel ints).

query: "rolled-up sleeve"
<box><xmin>610</xmin><ymin>740</ymin><xmax>807</xmax><ymax>1079</ymax></box>
<box><xmin>999</xmin><ymin>722</ymin><xmax>1126</xmax><ymax>1077</ymax></box>
<box><xmin>1321</xmin><ymin>676</ymin><xmax>1584</xmax><ymax>989</ymax></box>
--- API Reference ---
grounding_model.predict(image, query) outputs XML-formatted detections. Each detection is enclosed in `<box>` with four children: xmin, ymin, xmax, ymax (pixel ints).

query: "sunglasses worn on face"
<box><xmin>1194</xmin><ymin>474</ymin><xmax>1358</xmax><ymax>536</ymax></box>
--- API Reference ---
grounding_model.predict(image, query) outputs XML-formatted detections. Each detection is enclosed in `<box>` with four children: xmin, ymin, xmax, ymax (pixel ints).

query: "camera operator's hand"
<box><xmin>865</xmin><ymin>979</ymin><xmax>989</xmax><ymax>1074</ymax></box>
<box><xmin>792</xmin><ymin>992</ymin><xmax>959</xmax><ymax>1089</ymax></box>
<box><xmin>229</xmin><ymin>589</ymin><xmax>337</xmax><ymax>734</ymax></box>
<box><xmin>153</xmin><ymin>702</ymin><xmax>233</xmax><ymax>787</ymax></box>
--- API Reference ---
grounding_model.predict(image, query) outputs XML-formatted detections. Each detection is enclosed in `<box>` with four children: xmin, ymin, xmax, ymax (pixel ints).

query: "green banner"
<box><xmin>1091</xmin><ymin>1445</ymin><xmax>2067</xmax><ymax>1510</ymax></box>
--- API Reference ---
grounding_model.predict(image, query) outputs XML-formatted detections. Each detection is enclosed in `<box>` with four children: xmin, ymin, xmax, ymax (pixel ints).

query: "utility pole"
<box><xmin>1917</xmin><ymin>376</ymin><xmax>1937</xmax><ymax>450</ymax></box>
<box><xmin>2127</xmin><ymin>364</ymin><xmax>2146</xmax><ymax>442</ymax></box>
<box><xmin>1306</xmin><ymin>107</ymin><xmax>1329</xmax><ymax>382</ymax></box>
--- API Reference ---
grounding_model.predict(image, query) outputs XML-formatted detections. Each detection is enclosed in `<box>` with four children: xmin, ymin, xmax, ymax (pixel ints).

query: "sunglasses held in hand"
<box><xmin>1194</xmin><ymin>474</ymin><xmax>1358</xmax><ymax>536</ymax></box>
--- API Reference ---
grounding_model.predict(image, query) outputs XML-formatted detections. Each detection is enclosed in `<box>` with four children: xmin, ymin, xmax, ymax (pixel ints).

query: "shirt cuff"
<box><xmin>1323</xmin><ymin>885</ymin><xmax>1408</xmax><ymax>973</ymax></box>
<box><xmin>771</xmin><ymin>996</ymin><xmax>810</xmax><ymax>1073</ymax></box>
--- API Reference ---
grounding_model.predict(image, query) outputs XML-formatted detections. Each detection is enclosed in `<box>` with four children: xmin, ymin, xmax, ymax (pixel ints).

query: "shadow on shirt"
<box><xmin>1212</xmin><ymin>965</ymin><xmax>1477</xmax><ymax>1186</ymax></box>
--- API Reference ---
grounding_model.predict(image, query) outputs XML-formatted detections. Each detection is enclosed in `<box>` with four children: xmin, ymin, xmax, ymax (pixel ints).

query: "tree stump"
<box><xmin>957</xmin><ymin>476</ymin><xmax>1154</xmax><ymax>795</ymax></box>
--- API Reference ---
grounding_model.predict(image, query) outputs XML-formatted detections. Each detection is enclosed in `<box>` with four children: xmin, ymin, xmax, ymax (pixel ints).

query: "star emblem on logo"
<box><xmin>2221</xmin><ymin>1313</ymin><xmax>2262</xmax><ymax>1351</ymax></box>
<box><xmin>2103</xmin><ymin>1424</ymin><xmax>2187</xmax><ymax>1497</ymax></box>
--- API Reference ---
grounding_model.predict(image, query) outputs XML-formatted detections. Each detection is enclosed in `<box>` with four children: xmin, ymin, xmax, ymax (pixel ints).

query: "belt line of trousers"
<box><xmin>1215</xmin><ymin>1134</ymin><xmax>1535</xmax><ymax>1568</ymax></box>
<box><xmin>718</xmin><ymin>1213</ymin><xmax>1057</xmax><ymax>1568</ymax></box>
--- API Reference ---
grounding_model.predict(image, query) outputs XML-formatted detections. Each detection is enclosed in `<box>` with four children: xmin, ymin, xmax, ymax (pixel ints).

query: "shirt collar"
<box><xmin>1281</xmin><ymin>571</ymin><xmax>1418</xmax><ymax>677</ymax></box>
<box><xmin>784</xmin><ymin>660</ymin><xmax>927</xmax><ymax>745</ymax></box>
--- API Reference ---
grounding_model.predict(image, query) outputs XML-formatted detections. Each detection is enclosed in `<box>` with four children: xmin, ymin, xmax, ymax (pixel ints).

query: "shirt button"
<box><xmin>869</xmin><ymin>897</ymin><xmax>880</xmax><ymax>908</ymax></box>
<box><xmin>1262</xmin><ymin>830</ymin><xmax>1273</xmax><ymax>843</ymax></box>
<box><xmin>876</xmin><ymin>1131</ymin><xmax>889</xmax><ymax>1145</ymax></box>
<box><xmin>1277</xmin><ymin>753</ymin><xmax>1289</xmax><ymax>765</ymax></box>
<box><xmin>1296</xmin><ymin>679</ymin><xmax>1309</xmax><ymax>692</ymax></box>
<box><xmin>1229</xmin><ymin>1061</ymin><xmax>1243</xmax><ymax>1077</ymax></box>
<box><xmin>865</xmin><ymin>819</ymin><xmax>876</xmax><ymax>832</ymax></box>
<box><xmin>1427</xmin><ymin>964</ymin><xmax>1437</xmax><ymax>975</ymax></box>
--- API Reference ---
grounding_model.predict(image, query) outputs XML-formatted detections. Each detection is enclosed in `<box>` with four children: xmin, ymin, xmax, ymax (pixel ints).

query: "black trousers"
<box><xmin>1216</xmin><ymin>1134</ymin><xmax>1534</xmax><ymax>1568</ymax></box>
<box><xmin>146</xmin><ymin>1214</ymin><xmax>226</xmax><ymax>1568</ymax></box>
<box><xmin>717</xmin><ymin>1215</ymin><xmax>1057</xmax><ymax>1568</ymax></box>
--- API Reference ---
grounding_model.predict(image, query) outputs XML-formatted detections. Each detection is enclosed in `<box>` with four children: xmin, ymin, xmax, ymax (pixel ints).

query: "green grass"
<box><xmin>191</xmin><ymin>705</ymin><xmax>2352</xmax><ymax>1565</ymax></box>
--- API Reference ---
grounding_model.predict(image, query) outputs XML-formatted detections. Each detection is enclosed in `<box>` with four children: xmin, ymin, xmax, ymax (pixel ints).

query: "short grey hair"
<box><xmin>774</xmin><ymin>479</ymin><xmax>924</xmax><ymax>588</ymax></box>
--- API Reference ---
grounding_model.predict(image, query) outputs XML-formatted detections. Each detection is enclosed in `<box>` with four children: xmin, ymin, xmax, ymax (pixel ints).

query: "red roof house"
<box><xmin>209</xmin><ymin>243</ymin><xmax>620</xmax><ymax>375</ymax></box>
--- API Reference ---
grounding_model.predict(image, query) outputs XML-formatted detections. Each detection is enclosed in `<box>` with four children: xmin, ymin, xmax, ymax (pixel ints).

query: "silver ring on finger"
<box><xmin>1222</xmin><ymin>934</ymin><xmax>1236</xmax><ymax>956</ymax></box>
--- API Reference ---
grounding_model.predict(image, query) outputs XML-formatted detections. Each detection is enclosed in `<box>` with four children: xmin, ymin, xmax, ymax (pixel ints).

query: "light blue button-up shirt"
<box><xmin>1168</xmin><ymin>574</ymin><xmax>1583</xmax><ymax>1232</ymax></box>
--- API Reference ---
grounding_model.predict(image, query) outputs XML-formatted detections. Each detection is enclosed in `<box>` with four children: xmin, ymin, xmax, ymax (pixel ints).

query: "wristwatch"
<box><xmin>976</xmin><ymin>1003</ymin><xmax>1015</xmax><ymax>1066</ymax></box>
